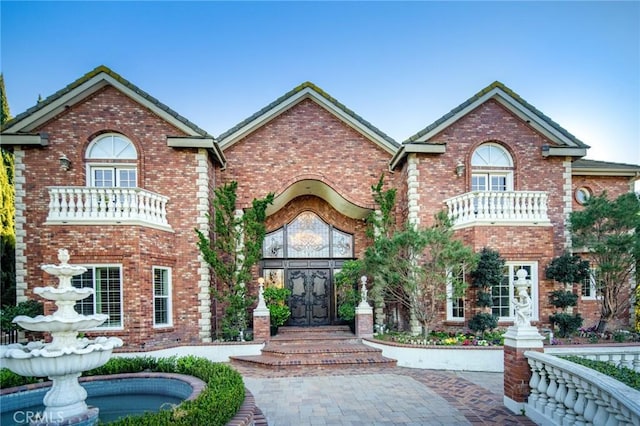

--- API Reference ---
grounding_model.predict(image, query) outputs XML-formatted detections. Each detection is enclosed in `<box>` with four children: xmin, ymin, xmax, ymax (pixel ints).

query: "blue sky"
<box><xmin>1</xmin><ymin>1</ymin><xmax>639</xmax><ymax>165</ymax></box>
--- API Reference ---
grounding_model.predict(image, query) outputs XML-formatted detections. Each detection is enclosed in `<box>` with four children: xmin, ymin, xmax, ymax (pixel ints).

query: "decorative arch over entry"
<box><xmin>266</xmin><ymin>179</ymin><xmax>371</xmax><ymax>220</ymax></box>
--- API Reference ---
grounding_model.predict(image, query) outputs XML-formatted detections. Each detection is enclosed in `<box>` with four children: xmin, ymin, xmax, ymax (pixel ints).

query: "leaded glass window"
<box><xmin>288</xmin><ymin>212</ymin><xmax>330</xmax><ymax>258</ymax></box>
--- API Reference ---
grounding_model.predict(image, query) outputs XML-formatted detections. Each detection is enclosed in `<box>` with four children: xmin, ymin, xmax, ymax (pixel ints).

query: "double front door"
<box><xmin>287</xmin><ymin>269</ymin><xmax>331</xmax><ymax>326</ymax></box>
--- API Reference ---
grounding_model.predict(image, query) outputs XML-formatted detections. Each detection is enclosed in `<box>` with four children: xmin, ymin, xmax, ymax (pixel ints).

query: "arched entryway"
<box><xmin>260</xmin><ymin>211</ymin><xmax>354</xmax><ymax>326</ymax></box>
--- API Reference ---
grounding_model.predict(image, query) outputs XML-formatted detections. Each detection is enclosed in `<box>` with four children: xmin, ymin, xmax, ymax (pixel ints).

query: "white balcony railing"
<box><xmin>524</xmin><ymin>351</ymin><xmax>640</xmax><ymax>426</ymax></box>
<box><xmin>444</xmin><ymin>191</ymin><xmax>550</xmax><ymax>227</ymax></box>
<box><xmin>45</xmin><ymin>187</ymin><xmax>171</xmax><ymax>231</ymax></box>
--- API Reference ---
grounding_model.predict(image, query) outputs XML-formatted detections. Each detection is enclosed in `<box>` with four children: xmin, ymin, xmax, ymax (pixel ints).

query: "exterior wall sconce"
<box><xmin>59</xmin><ymin>154</ymin><xmax>71</xmax><ymax>171</ymax></box>
<box><xmin>455</xmin><ymin>161</ymin><xmax>465</xmax><ymax>177</ymax></box>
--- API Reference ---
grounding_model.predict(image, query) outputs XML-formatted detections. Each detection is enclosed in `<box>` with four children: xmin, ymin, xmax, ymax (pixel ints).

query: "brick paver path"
<box><xmin>233</xmin><ymin>365</ymin><xmax>537</xmax><ymax>425</ymax></box>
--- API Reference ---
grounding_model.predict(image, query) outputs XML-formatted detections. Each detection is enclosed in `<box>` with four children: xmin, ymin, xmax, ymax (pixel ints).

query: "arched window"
<box><xmin>470</xmin><ymin>143</ymin><xmax>513</xmax><ymax>192</ymax></box>
<box><xmin>262</xmin><ymin>211</ymin><xmax>353</xmax><ymax>259</ymax></box>
<box><xmin>85</xmin><ymin>133</ymin><xmax>137</xmax><ymax>188</ymax></box>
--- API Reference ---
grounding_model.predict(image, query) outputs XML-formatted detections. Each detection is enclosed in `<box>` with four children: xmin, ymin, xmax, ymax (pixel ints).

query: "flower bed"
<box><xmin>374</xmin><ymin>330</ymin><xmax>505</xmax><ymax>347</ymax></box>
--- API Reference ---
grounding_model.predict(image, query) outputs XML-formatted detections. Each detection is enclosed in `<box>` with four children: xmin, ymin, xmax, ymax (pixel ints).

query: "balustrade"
<box><xmin>524</xmin><ymin>351</ymin><xmax>640</xmax><ymax>426</ymax></box>
<box><xmin>444</xmin><ymin>191</ymin><xmax>549</xmax><ymax>227</ymax></box>
<box><xmin>45</xmin><ymin>187</ymin><xmax>171</xmax><ymax>230</ymax></box>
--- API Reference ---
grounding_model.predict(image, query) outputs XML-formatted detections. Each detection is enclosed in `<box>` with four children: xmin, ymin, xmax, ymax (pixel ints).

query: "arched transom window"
<box><xmin>471</xmin><ymin>143</ymin><xmax>513</xmax><ymax>192</ymax></box>
<box><xmin>263</xmin><ymin>211</ymin><xmax>353</xmax><ymax>259</ymax></box>
<box><xmin>85</xmin><ymin>133</ymin><xmax>137</xmax><ymax>188</ymax></box>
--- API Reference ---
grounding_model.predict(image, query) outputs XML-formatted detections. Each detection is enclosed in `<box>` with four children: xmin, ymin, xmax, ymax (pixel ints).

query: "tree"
<box><xmin>196</xmin><ymin>181</ymin><xmax>274</xmax><ymax>340</ymax></box>
<box><xmin>570</xmin><ymin>192</ymin><xmax>640</xmax><ymax>332</ymax></box>
<box><xmin>406</xmin><ymin>211</ymin><xmax>477</xmax><ymax>336</ymax></box>
<box><xmin>0</xmin><ymin>72</ymin><xmax>16</xmax><ymax>306</ymax></box>
<box><xmin>468</xmin><ymin>248</ymin><xmax>504</xmax><ymax>337</ymax></box>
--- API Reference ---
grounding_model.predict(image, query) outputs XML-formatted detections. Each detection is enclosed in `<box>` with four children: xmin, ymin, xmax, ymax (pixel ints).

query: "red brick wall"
<box><xmin>20</xmin><ymin>86</ymin><xmax>211</xmax><ymax>349</ymax></box>
<box><xmin>218</xmin><ymin>99</ymin><xmax>397</xmax><ymax>210</ymax></box>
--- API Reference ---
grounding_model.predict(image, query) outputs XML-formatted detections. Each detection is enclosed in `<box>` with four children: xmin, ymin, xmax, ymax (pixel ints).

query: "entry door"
<box><xmin>287</xmin><ymin>269</ymin><xmax>331</xmax><ymax>326</ymax></box>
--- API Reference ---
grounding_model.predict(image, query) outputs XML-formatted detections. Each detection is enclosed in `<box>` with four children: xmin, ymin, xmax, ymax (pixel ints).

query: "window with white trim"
<box><xmin>153</xmin><ymin>267</ymin><xmax>172</xmax><ymax>327</ymax></box>
<box><xmin>492</xmin><ymin>262</ymin><xmax>538</xmax><ymax>322</ymax></box>
<box><xmin>71</xmin><ymin>265</ymin><xmax>123</xmax><ymax>328</ymax></box>
<box><xmin>471</xmin><ymin>143</ymin><xmax>514</xmax><ymax>192</ymax></box>
<box><xmin>581</xmin><ymin>268</ymin><xmax>600</xmax><ymax>300</ymax></box>
<box><xmin>86</xmin><ymin>134</ymin><xmax>138</xmax><ymax>188</ymax></box>
<box><xmin>446</xmin><ymin>268</ymin><xmax>466</xmax><ymax>321</ymax></box>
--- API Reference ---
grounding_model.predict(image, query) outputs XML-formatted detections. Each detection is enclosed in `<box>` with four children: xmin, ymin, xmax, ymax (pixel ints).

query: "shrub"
<box><xmin>468</xmin><ymin>313</ymin><xmax>498</xmax><ymax>338</ymax></box>
<box><xmin>263</xmin><ymin>287</ymin><xmax>291</xmax><ymax>328</ymax></box>
<box><xmin>550</xmin><ymin>312</ymin><xmax>583</xmax><ymax>338</ymax></box>
<box><xmin>0</xmin><ymin>300</ymin><xmax>44</xmax><ymax>332</ymax></box>
<box><xmin>1</xmin><ymin>356</ymin><xmax>245</xmax><ymax>426</ymax></box>
<box><xmin>549</xmin><ymin>290</ymin><xmax>578</xmax><ymax>311</ymax></box>
<box><xmin>562</xmin><ymin>356</ymin><xmax>640</xmax><ymax>390</ymax></box>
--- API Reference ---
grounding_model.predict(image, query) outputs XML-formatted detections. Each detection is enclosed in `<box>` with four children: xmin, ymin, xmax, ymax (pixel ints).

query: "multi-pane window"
<box><xmin>492</xmin><ymin>262</ymin><xmax>538</xmax><ymax>321</ymax></box>
<box><xmin>446</xmin><ymin>268</ymin><xmax>466</xmax><ymax>321</ymax></box>
<box><xmin>581</xmin><ymin>268</ymin><xmax>599</xmax><ymax>299</ymax></box>
<box><xmin>263</xmin><ymin>211</ymin><xmax>354</xmax><ymax>259</ymax></box>
<box><xmin>471</xmin><ymin>143</ymin><xmax>513</xmax><ymax>192</ymax></box>
<box><xmin>71</xmin><ymin>266</ymin><xmax>123</xmax><ymax>328</ymax></box>
<box><xmin>153</xmin><ymin>267</ymin><xmax>172</xmax><ymax>327</ymax></box>
<box><xmin>86</xmin><ymin>133</ymin><xmax>138</xmax><ymax>188</ymax></box>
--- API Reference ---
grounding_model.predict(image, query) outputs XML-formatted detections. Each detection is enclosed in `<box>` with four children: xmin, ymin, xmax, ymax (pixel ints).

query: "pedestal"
<box><xmin>355</xmin><ymin>304</ymin><xmax>373</xmax><ymax>339</ymax></box>
<box><xmin>503</xmin><ymin>325</ymin><xmax>544</xmax><ymax>415</ymax></box>
<box><xmin>253</xmin><ymin>308</ymin><xmax>270</xmax><ymax>342</ymax></box>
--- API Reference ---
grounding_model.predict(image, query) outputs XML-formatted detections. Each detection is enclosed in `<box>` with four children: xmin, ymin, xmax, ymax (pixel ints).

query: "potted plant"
<box><xmin>468</xmin><ymin>248</ymin><xmax>503</xmax><ymax>337</ymax></box>
<box><xmin>263</xmin><ymin>286</ymin><xmax>291</xmax><ymax>335</ymax></box>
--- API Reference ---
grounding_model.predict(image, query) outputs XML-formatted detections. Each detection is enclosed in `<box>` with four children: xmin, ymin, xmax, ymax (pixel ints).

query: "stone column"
<box><xmin>503</xmin><ymin>269</ymin><xmax>545</xmax><ymax>415</ymax></box>
<box><xmin>355</xmin><ymin>276</ymin><xmax>374</xmax><ymax>339</ymax></box>
<box><xmin>253</xmin><ymin>278</ymin><xmax>270</xmax><ymax>342</ymax></box>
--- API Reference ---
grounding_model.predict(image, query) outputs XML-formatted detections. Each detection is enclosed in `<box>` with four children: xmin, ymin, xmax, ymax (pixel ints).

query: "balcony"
<box><xmin>45</xmin><ymin>187</ymin><xmax>172</xmax><ymax>231</ymax></box>
<box><xmin>444</xmin><ymin>191</ymin><xmax>550</xmax><ymax>228</ymax></box>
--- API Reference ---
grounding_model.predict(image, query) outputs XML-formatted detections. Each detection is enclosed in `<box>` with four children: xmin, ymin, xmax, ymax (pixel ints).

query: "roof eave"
<box><xmin>389</xmin><ymin>143</ymin><xmax>446</xmax><ymax>171</ymax></box>
<box><xmin>0</xmin><ymin>133</ymin><xmax>49</xmax><ymax>146</ymax></box>
<box><xmin>166</xmin><ymin>136</ymin><xmax>227</xmax><ymax>168</ymax></box>
<box><xmin>542</xmin><ymin>146</ymin><xmax>588</xmax><ymax>158</ymax></box>
<box><xmin>2</xmin><ymin>69</ymin><xmax>209</xmax><ymax>139</ymax></box>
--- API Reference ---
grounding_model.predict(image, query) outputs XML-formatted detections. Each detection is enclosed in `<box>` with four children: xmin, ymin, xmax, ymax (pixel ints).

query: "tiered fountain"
<box><xmin>0</xmin><ymin>249</ymin><xmax>123</xmax><ymax>425</ymax></box>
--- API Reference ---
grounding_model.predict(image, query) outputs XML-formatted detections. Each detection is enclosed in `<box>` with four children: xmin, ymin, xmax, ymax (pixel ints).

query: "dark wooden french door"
<box><xmin>286</xmin><ymin>269</ymin><xmax>331</xmax><ymax>326</ymax></box>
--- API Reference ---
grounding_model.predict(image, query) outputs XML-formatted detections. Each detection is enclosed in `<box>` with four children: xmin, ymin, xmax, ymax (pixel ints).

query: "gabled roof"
<box><xmin>217</xmin><ymin>82</ymin><xmax>399</xmax><ymax>153</ymax></box>
<box><xmin>390</xmin><ymin>81</ymin><xmax>590</xmax><ymax>170</ymax></box>
<box><xmin>572</xmin><ymin>158</ymin><xmax>640</xmax><ymax>177</ymax></box>
<box><xmin>0</xmin><ymin>65</ymin><xmax>226</xmax><ymax>166</ymax></box>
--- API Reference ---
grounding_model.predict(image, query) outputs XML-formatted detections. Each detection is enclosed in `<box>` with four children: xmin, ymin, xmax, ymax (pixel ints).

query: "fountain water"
<box><xmin>0</xmin><ymin>249</ymin><xmax>123</xmax><ymax>425</ymax></box>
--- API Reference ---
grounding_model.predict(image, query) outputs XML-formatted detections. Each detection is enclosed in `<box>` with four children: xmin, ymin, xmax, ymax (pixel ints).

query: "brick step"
<box><xmin>230</xmin><ymin>325</ymin><xmax>397</xmax><ymax>371</ymax></box>
<box><xmin>261</xmin><ymin>342</ymin><xmax>383</xmax><ymax>357</ymax></box>
<box><xmin>230</xmin><ymin>353</ymin><xmax>397</xmax><ymax>370</ymax></box>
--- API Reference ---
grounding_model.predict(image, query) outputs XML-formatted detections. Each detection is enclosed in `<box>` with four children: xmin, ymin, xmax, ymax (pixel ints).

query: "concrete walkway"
<box><xmin>234</xmin><ymin>365</ymin><xmax>537</xmax><ymax>426</ymax></box>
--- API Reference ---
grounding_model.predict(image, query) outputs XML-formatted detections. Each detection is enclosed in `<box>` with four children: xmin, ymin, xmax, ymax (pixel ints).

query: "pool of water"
<box><xmin>1</xmin><ymin>376</ymin><xmax>195</xmax><ymax>425</ymax></box>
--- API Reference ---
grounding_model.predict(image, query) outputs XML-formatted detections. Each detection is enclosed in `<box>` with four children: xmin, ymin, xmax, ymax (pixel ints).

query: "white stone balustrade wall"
<box><xmin>444</xmin><ymin>191</ymin><xmax>549</xmax><ymax>227</ymax></box>
<box><xmin>524</xmin><ymin>351</ymin><xmax>640</xmax><ymax>426</ymax></box>
<box><xmin>45</xmin><ymin>186</ymin><xmax>170</xmax><ymax>230</ymax></box>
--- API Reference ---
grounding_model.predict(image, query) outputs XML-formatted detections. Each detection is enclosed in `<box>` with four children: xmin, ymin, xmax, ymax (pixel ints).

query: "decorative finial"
<box><xmin>58</xmin><ymin>249</ymin><xmax>70</xmax><ymax>265</ymax></box>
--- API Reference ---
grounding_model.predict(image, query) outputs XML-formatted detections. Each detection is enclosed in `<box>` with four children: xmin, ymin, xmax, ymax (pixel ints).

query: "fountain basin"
<box><xmin>34</xmin><ymin>287</ymin><xmax>94</xmax><ymax>301</ymax></box>
<box><xmin>1</xmin><ymin>373</ymin><xmax>204</xmax><ymax>426</ymax></box>
<box><xmin>12</xmin><ymin>315</ymin><xmax>110</xmax><ymax>333</ymax></box>
<box><xmin>1</xmin><ymin>338</ymin><xmax>123</xmax><ymax>377</ymax></box>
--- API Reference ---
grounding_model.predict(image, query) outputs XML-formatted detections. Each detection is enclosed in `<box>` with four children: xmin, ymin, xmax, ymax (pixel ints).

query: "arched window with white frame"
<box><xmin>471</xmin><ymin>143</ymin><xmax>514</xmax><ymax>192</ymax></box>
<box><xmin>85</xmin><ymin>133</ymin><xmax>138</xmax><ymax>188</ymax></box>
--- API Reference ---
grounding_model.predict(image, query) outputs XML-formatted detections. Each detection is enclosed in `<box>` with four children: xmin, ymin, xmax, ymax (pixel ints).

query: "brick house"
<box><xmin>1</xmin><ymin>66</ymin><xmax>638</xmax><ymax>350</ymax></box>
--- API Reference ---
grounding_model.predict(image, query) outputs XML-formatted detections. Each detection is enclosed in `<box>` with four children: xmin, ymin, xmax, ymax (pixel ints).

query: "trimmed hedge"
<box><xmin>562</xmin><ymin>355</ymin><xmax>640</xmax><ymax>390</ymax></box>
<box><xmin>1</xmin><ymin>356</ymin><xmax>245</xmax><ymax>426</ymax></box>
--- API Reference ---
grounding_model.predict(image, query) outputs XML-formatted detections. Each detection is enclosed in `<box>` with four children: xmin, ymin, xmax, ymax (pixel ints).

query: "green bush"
<box><xmin>1</xmin><ymin>356</ymin><xmax>245</xmax><ymax>426</ymax></box>
<box><xmin>549</xmin><ymin>290</ymin><xmax>578</xmax><ymax>310</ymax></box>
<box><xmin>550</xmin><ymin>312</ymin><xmax>583</xmax><ymax>338</ymax></box>
<box><xmin>562</xmin><ymin>356</ymin><xmax>640</xmax><ymax>390</ymax></box>
<box><xmin>263</xmin><ymin>286</ymin><xmax>291</xmax><ymax>328</ymax></box>
<box><xmin>476</xmin><ymin>291</ymin><xmax>493</xmax><ymax>308</ymax></box>
<box><xmin>468</xmin><ymin>312</ymin><xmax>498</xmax><ymax>338</ymax></box>
<box><xmin>0</xmin><ymin>300</ymin><xmax>44</xmax><ymax>332</ymax></box>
